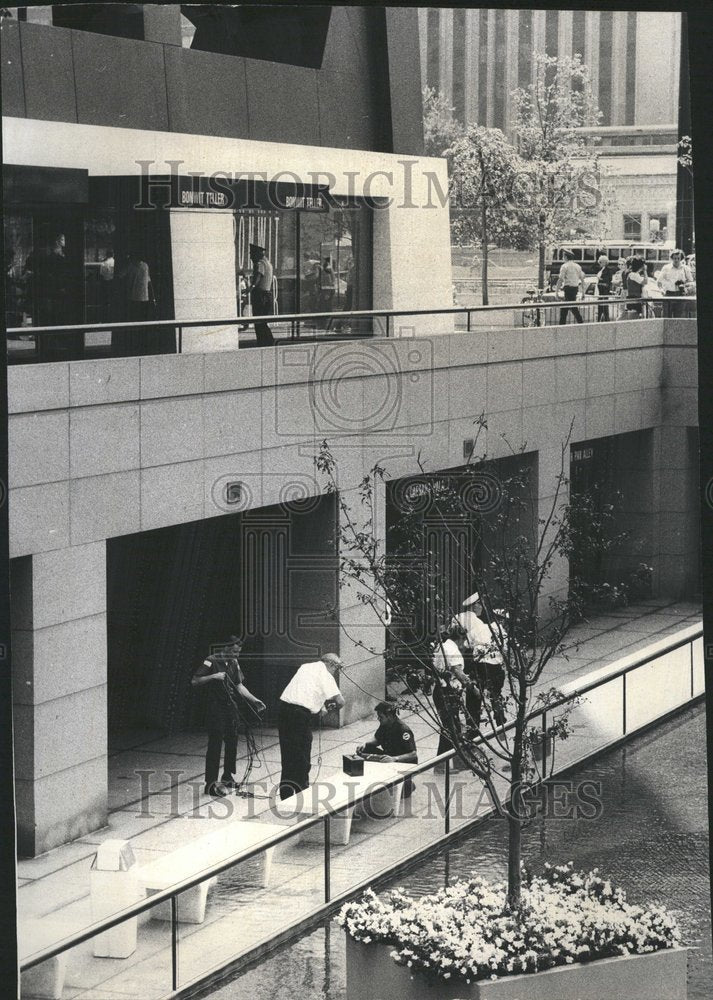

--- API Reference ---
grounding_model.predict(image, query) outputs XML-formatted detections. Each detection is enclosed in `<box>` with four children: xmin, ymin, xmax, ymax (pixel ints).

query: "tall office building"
<box><xmin>419</xmin><ymin>8</ymin><xmax>682</xmax><ymax>243</ymax></box>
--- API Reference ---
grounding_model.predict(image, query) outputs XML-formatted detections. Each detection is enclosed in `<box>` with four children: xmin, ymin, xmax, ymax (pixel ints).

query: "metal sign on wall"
<box><xmin>136</xmin><ymin>175</ymin><xmax>330</xmax><ymax>212</ymax></box>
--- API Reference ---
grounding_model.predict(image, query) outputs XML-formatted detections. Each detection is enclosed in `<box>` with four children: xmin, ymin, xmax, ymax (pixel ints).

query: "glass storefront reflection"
<box><xmin>234</xmin><ymin>198</ymin><xmax>372</xmax><ymax>337</ymax></box>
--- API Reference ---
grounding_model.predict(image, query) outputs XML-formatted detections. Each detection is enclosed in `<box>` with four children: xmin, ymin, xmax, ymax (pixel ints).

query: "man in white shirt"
<box><xmin>455</xmin><ymin>592</ymin><xmax>491</xmax><ymax>651</ymax></box>
<box><xmin>431</xmin><ymin>624</ymin><xmax>473</xmax><ymax>756</ymax></box>
<box><xmin>657</xmin><ymin>249</ymin><xmax>693</xmax><ymax>318</ymax></box>
<box><xmin>556</xmin><ymin>249</ymin><xmax>586</xmax><ymax>325</ymax></box>
<box><xmin>278</xmin><ymin>653</ymin><xmax>345</xmax><ymax>799</ymax></box>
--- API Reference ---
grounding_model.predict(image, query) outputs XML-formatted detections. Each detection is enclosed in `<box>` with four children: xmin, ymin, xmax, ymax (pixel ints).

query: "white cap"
<box><xmin>462</xmin><ymin>592</ymin><xmax>481</xmax><ymax>608</ymax></box>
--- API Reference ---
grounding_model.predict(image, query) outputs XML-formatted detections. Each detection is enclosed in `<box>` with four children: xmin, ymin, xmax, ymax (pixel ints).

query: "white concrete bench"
<box><xmin>277</xmin><ymin>763</ymin><xmax>406</xmax><ymax>845</ymax></box>
<box><xmin>137</xmin><ymin>819</ymin><xmax>285</xmax><ymax>924</ymax></box>
<box><xmin>19</xmin><ymin>919</ymin><xmax>68</xmax><ymax>1000</ymax></box>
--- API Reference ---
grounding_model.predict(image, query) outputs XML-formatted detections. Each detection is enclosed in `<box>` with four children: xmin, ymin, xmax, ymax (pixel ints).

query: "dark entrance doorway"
<box><xmin>106</xmin><ymin>496</ymin><xmax>338</xmax><ymax>741</ymax></box>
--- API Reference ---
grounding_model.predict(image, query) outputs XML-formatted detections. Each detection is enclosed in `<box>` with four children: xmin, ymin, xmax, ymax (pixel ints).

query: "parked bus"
<box><xmin>546</xmin><ymin>241</ymin><xmax>674</xmax><ymax>290</ymax></box>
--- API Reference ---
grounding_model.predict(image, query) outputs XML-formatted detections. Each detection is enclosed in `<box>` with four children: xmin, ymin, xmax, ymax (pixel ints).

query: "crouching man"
<box><xmin>357</xmin><ymin>701</ymin><xmax>418</xmax><ymax>797</ymax></box>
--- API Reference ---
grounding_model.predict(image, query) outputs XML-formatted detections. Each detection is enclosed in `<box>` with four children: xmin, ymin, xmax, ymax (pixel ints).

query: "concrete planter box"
<box><xmin>345</xmin><ymin>934</ymin><xmax>687</xmax><ymax>1000</ymax></box>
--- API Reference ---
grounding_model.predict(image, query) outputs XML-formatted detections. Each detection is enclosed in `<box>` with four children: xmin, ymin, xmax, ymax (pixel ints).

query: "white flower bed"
<box><xmin>337</xmin><ymin>863</ymin><xmax>680</xmax><ymax>986</ymax></box>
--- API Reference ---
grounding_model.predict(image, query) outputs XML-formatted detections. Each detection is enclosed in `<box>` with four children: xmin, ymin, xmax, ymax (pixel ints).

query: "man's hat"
<box><xmin>562</xmin><ymin>248</ymin><xmax>575</xmax><ymax>259</ymax></box>
<box><xmin>462</xmin><ymin>592</ymin><xmax>481</xmax><ymax>608</ymax></box>
<box><xmin>225</xmin><ymin>634</ymin><xmax>242</xmax><ymax>646</ymax></box>
<box><xmin>249</xmin><ymin>243</ymin><xmax>265</xmax><ymax>254</ymax></box>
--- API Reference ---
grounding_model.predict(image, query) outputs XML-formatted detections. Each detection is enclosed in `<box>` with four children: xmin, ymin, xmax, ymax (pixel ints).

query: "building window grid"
<box><xmin>518</xmin><ymin>9</ymin><xmax>532</xmax><ymax>89</ymax></box>
<box><xmin>598</xmin><ymin>10</ymin><xmax>614</xmax><ymax>125</ymax></box>
<box><xmin>625</xmin><ymin>11</ymin><xmax>637</xmax><ymax>126</ymax></box>
<box><xmin>426</xmin><ymin>8</ymin><xmax>440</xmax><ymax>91</ymax></box>
<box><xmin>492</xmin><ymin>8</ymin><xmax>507</xmax><ymax>129</ymax></box>
<box><xmin>478</xmin><ymin>8</ymin><xmax>489</xmax><ymax>124</ymax></box>
<box><xmin>452</xmin><ymin>9</ymin><xmax>466</xmax><ymax>124</ymax></box>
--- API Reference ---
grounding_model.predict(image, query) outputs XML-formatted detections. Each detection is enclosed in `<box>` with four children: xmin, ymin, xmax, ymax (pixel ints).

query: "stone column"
<box><xmin>439</xmin><ymin>8</ymin><xmax>454</xmax><ymax>105</ymax></box>
<box><xmin>536</xmin><ymin>444</ymin><xmax>571</xmax><ymax>614</ymax></box>
<box><xmin>12</xmin><ymin>543</ymin><xmax>107</xmax><ymax>857</ymax></box>
<box><xmin>169</xmin><ymin>210</ymin><xmax>238</xmax><ymax>352</ymax></box>
<box><xmin>652</xmin><ymin>425</ymin><xmax>700</xmax><ymax>599</ymax></box>
<box><xmin>464</xmin><ymin>10</ymin><xmax>480</xmax><ymax>127</ymax></box>
<box><xmin>585</xmin><ymin>10</ymin><xmax>600</xmax><ymax>99</ymax></box>
<box><xmin>610</xmin><ymin>11</ymin><xmax>629</xmax><ymax>126</ymax></box>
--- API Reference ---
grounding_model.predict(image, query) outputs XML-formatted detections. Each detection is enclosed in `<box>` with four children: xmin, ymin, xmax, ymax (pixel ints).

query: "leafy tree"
<box><xmin>422</xmin><ymin>86</ymin><xmax>464</xmax><ymax>158</ymax></box>
<box><xmin>316</xmin><ymin>420</ymin><xmax>627</xmax><ymax>909</ymax></box>
<box><xmin>511</xmin><ymin>54</ymin><xmax>602</xmax><ymax>290</ymax></box>
<box><xmin>447</xmin><ymin>127</ymin><xmax>527</xmax><ymax>305</ymax></box>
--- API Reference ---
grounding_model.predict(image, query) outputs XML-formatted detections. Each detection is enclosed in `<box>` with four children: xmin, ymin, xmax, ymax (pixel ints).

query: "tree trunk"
<box><xmin>507</xmin><ymin>807</ymin><xmax>522</xmax><ymax>909</ymax></box>
<box><xmin>481</xmin><ymin>203</ymin><xmax>489</xmax><ymax>306</ymax></box>
<box><xmin>537</xmin><ymin>215</ymin><xmax>546</xmax><ymax>294</ymax></box>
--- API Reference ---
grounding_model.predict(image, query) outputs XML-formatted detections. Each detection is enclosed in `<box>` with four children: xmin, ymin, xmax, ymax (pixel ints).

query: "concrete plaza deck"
<box><xmin>17</xmin><ymin>599</ymin><xmax>703</xmax><ymax>1000</ymax></box>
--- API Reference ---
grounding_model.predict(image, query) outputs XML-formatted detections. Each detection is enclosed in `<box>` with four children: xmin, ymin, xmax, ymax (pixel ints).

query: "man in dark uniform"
<box><xmin>249</xmin><ymin>242</ymin><xmax>275</xmax><ymax>347</ymax></box>
<box><xmin>357</xmin><ymin>702</ymin><xmax>418</xmax><ymax>763</ymax></box>
<box><xmin>357</xmin><ymin>701</ymin><xmax>418</xmax><ymax>796</ymax></box>
<box><xmin>191</xmin><ymin>636</ymin><xmax>266</xmax><ymax>797</ymax></box>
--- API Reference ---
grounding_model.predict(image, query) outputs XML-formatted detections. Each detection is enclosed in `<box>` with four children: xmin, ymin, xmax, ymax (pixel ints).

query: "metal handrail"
<box><xmin>6</xmin><ymin>295</ymin><xmax>697</xmax><ymax>339</ymax></box>
<box><xmin>19</xmin><ymin>624</ymin><xmax>703</xmax><ymax>976</ymax></box>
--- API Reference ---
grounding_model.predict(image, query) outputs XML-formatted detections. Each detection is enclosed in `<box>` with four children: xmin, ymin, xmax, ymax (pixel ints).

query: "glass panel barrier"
<box><xmin>19</xmin><ymin>906</ymin><xmax>175</xmax><ymax>1000</ymax></box>
<box><xmin>552</xmin><ymin>677</ymin><xmax>625</xmax><ymax>768</ymax></box>
<box><xmin>626</xmin><ymin>645</ymin><xmax>692</xmax><ymax>731</ymax></box>
<box><xmin>693</xmin><ymin>636</ymin><xmax>705</xmax><ymax>697</ymax></box>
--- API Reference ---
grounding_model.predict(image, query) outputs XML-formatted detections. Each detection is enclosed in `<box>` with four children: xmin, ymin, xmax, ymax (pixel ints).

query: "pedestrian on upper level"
<box><xmin>556</xmin><ymin>249</ymin><xmax>585</xmax><ymax>325</ymax></box>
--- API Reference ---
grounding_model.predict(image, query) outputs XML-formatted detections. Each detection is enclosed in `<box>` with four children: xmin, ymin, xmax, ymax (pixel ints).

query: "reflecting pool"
<box><xmin>200</xmin><ymin>703</ymin><xmax>710</xmax><ymax>1000</ymax></box>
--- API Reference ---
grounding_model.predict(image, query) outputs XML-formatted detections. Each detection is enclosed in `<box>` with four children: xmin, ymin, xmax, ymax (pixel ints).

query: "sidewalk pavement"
<box><xmin>16</xmin><ymin>599</ymin><xmax>702</xmax><ymax>999</ymax></box>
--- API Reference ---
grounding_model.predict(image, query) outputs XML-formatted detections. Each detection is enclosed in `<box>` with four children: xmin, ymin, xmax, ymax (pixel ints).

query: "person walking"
<box><xmin>277</xmin><ymin>653</ymin><xmax>345</xmax><ymax>799</ymax></box>
<box><xmin>556</xmin><ymin>249</ymin><xmax>585</xmax><ymax>324</ymax></box>
<box><xmin>249</xmin><ymin>243</ymin><xmax>275</xmax><ymax>346</ymax></box>
<box><xmin>192</xmin><ymin>636</ymin><xmax>266</xmax><ymax>797</ymax></box>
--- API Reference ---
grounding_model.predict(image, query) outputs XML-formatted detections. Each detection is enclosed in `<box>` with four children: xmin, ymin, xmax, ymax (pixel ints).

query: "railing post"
<box><xmin>466</xmin><ymin>310</ymin><xmax>472</xmax><ymax>332</ymax></box>
<box><xmin>324</xmin><ymin>815</ymin><xmax>331</xmax><ymax>903</ymax></box>
<box><xmin>444</xmin><ymin>757</ymin><xmax>451</xmax><ymax>834</ymax></box>
<box><xmin>385</xmin><ymin>314</ymin><xmax>390</xmax><ymax>338</ymax></box>
<box><xmin>690</xmin><ymin>641</ymin><xmax>694</xmax><ymax>698</ymax></box>
<box><xmin>541</xmin><ymin>711</ymin><xmax>547</xmax><ymax>775</ymax></box>
<box><xmin>171</xmin><ymin>894</ymin><xmax>179</xmax><ymax>991</ymax></box>
<box><xmin>622</xmin><ymin>671</ymin><xmax>627</xmax><ymax>735</ymax></box>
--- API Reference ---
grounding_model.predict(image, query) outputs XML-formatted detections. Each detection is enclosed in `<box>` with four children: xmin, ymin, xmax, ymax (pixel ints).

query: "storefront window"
<box><xmin>84</xmin><ymin>210</ymin><xmax>118</xmax><ymax>324</ymax></box>
<box><xmin>234</xmin><ymin>198</ymin><xmax>371</xmax><ymax>333</ymax></box>
<box><xmin>3</xmin><ymin>213</ymin><xmax>33</xmax><ymax>330</ymax></box>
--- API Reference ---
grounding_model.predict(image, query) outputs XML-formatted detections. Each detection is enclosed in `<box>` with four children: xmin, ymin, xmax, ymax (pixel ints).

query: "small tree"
<box><xmin>422</xmin><ymin>86</ymin><xmax>464</xmax><ymax>158</ymax></box>
<box><xmin>316</xmin><ymin>421</ymin><xmax>627</xmax><ymax>909</ymax></box>
<box><xmin>447</xmin><ymin>127</ymin><xmax>526</xmax><ymax>305</ymax></box>
<box><xmin>511</xmin><ymin>54</ymin><xmax>602</xmax><ymax>290</ymax></box>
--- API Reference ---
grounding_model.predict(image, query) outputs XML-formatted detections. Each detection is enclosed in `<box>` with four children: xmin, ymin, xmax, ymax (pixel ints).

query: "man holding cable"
<box><xmin>277</xmin><ymin>653</ymin><xmax>345</xmax><ymax>799</ymax></box>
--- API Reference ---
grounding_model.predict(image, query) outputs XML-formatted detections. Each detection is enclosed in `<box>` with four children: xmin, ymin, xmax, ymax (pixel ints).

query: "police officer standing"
<box><xmin>192</xmin><ymin>636</ymin><xmax>266</xmax><ymax>797</ymax></box>
<box><xmin>249</xmin><ymin>243</ymin><xmax>275</xmax><ymax>346</ymax></box>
